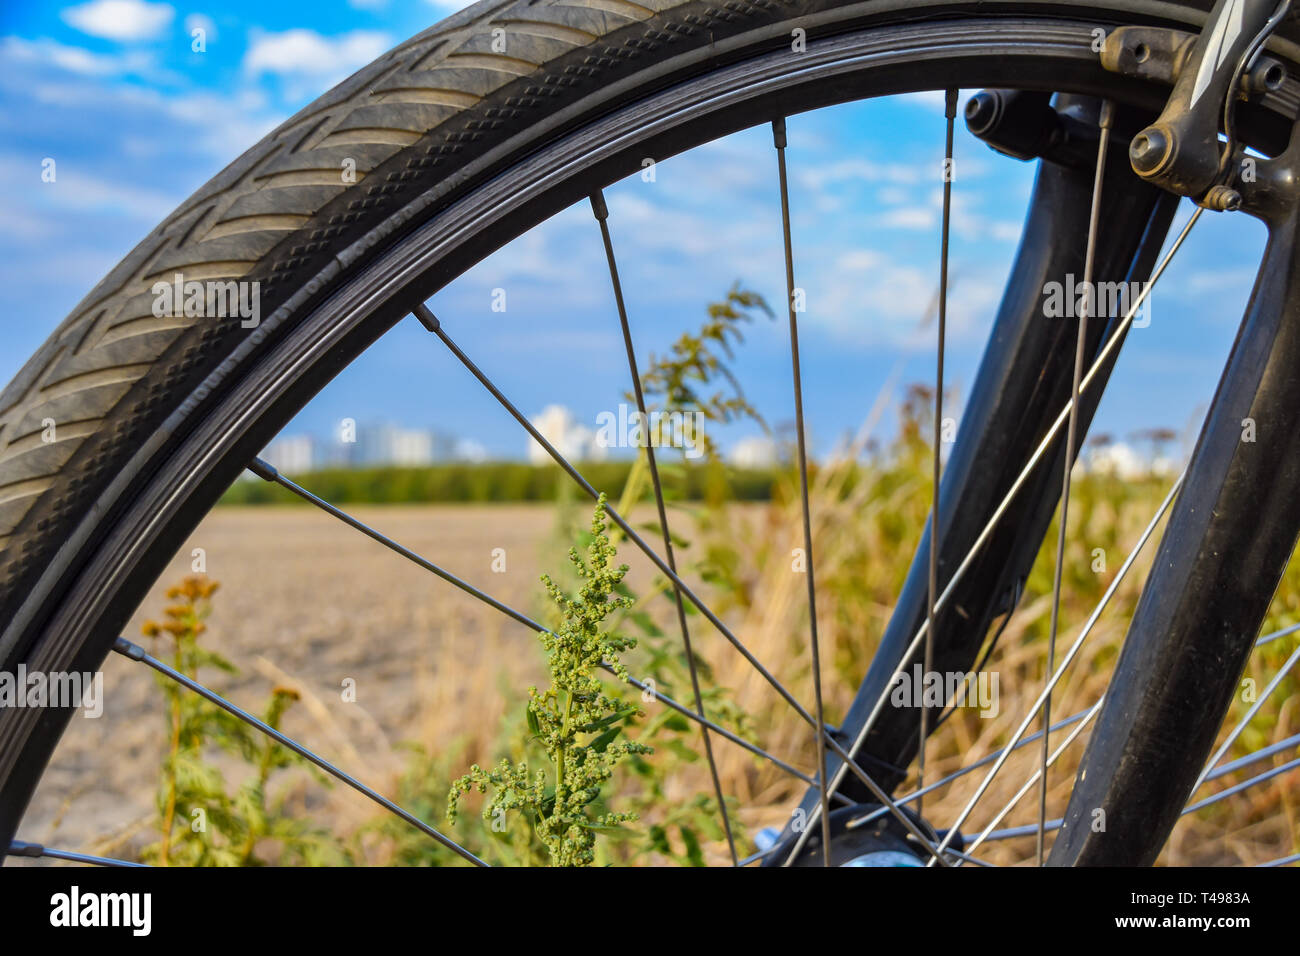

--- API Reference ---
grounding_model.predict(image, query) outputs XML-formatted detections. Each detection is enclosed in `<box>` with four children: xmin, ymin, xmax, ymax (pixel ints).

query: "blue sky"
<box><xmin>0</xmin><ymin>0</ymin><xmax>1272</xmax><ymax>462</ymax></box>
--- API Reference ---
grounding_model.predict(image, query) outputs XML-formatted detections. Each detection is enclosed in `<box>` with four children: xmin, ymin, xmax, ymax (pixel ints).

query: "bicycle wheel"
<box><xmin>2</xmin><ymin>0</ymin><xmax>1297</xmax><ymax>866</ymax></box>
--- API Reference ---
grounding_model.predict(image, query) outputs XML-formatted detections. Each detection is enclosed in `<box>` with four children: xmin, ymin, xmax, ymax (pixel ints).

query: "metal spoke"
<box><xmin>772</xmin><ymin>115</ymin><xmax>832</xmax><ymax>867</ymax></box>
<box><xmin>1256</xmin><ymin>619</ymin><xmax>1300</xmax><ymax>648</ymax></box>
<box><xmin>738</xmin><ymin>845</ymin><xmax>779</xmax><ymax>866</ymax></box>
<box><xmin>414</xmin><ymin>304</ymin><xmax>814</xmax><ymax>730</ymax></box>
<box><xmin>784</xmin><ymin>206</ymin><xmax>1203</xmax><ymax>862</ymax></box>
<box><xmin>963</xmin><ymin>722</ymin><xmax>1300</xmax><ymax>847</ymax></box>
<box><xmin>846</xmin><ymin>706</ymin><xmax>1094</xmax><ymax>832</ymax></box>
<box><xmin>1192</xmin><ymin>642</ymin><xmax>1300</xmax><ymax>793</ymax></box>
<box><xmin>1261</xmin><ymin>852</ymin><xmax>1300</xmax><ymax>867</ymax></box>
<box><xmin>927</xmin><ymin>470</ymin><xmax>1185</xmax><ymax>863</ymax></box>
<box><xmin>973</xmin><ymin>713</ymin><xmax>1300</xmax><ymax>856</ymax></box>
<box><xmin>819</xmin><ymin>732</ymin><xmax>949</xmax><ymax>864</ymax></box>
<box><xmin>1204</xmin><ymin>731</ymin><xmax>1300</xmax><ymax>783</ymax></box>
<box><xmin>412</xmin><ymin>304</ymin><xmax>943</xmax><ymax>860</ymax></box>
<box><xmin>627</xmin><ymin>673</ymin><xmax>851</xmax><ymax>796</ymax></box>
<box><xmin>967</xmin><ymin>698</ymin><xmax>1104</xmax><ymax>857</ymax></box>
<box><xmin>8</xmin><ymin>840</ymin><xmax>147</xmax><ymax>868</ymax></box>
<box><xmin>831</xmin><ymin>622</ymin><xmax>1295</xmax><ymax>838</ymax></box>
<box><xmin>981</xmin><ymin>821</ymin><xmax>1062</xmax><ymax>843</ymax></box>
<box><xmin>1183</xmin><ymin>756</ymin><xmax>1300</xmax><ymax>815</ymax></box>
<box><xmin>920</xmin><ymin>87</ymin><xmax>959</xmax><ymax>820</ymax></box>
<box><xmin>248</xmin><ymin>458</ymin><xmax>828</xmax><ymax>796</ymax></box>
<box><xmin>858</xmin><ymin>654</ymin><xmax>1300</xmax><ymax>840</ymax></box>
<box><xmin>993</xmin><ymin>786</ymin><xmax>1300</xmax><ymax>840</ymax></box>
<box><xmin>589</xmin><ymin>187</ymin><xmax>737</xmax><ymax>864</ymax></box>
<box><xmin>112</xmin><ymin>637</ymin><xmax>489</xmax><ymax>867</ymax></box>
<box><xmin>947</xmin><ymin>848</ymin><xmax>996</xmax><ymax>867</ymax></box>
<box><xmin>249</xmin><ymin>458</ymin><xmax>541</xmax><ymax>632</ymax></box>
<box><xmin>1038</xmin><ymin>99</ymin><xmax>1114</xmax><ymax>866</ymax></box>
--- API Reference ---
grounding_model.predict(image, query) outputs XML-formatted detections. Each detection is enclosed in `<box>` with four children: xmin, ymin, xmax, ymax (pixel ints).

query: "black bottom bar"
<box><xmin>0</xmin><ymin>863</ymin><xmax>1290</xmax><ymax>941</ymax></box>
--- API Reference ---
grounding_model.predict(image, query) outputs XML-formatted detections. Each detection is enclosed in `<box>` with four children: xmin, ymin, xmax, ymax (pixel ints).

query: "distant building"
<box><xmin>729</xmin><ymin>435</ymin><xmax>779</xmax><ymax>469</ymax></box>
<box><xmin>453</xmin><ymin>438</ymin><xmax>488</xmax><ymax>463</ymax></box>
<box><xmin>529</xmin><ymin>405</ymin><xmax>606</xmax><ymax>463</ymax></box>
<box><xmin>262</xmin><ymin>434</ymin><xmax>315</xmax><ymax>475</ymax></box>
<box><xmin>262</xmin><ymin>422</ymin><xmax>465</xmax><ymax>472</ymax></box>
<box><xmin>1084</xmin><ymin>441</ymin><xmax>1181</xmax><ymax>479</ymax></box>
<box><xmin>351</xmin><ymin>423</ymin><xmax>439</xmax><ymax>467</ymax></box>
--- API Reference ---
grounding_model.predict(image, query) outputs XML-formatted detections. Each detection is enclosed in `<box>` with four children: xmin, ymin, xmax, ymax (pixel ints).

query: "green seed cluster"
<box><xmin>447</xmin><ymin>494</ymin><xmax>651</xmax><ymax>866</ymax></box>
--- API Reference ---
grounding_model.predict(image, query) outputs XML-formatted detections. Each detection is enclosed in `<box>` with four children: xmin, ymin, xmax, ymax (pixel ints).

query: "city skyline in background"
<box><xmin>0</xmin><ymin>0</ymin><xmax>1271</xmax><ymax>475</ymax></box>
<box><xmin>259</xmin><ymin>406</ymin><xmax>1182</xmax><ymax>479</ymax></box>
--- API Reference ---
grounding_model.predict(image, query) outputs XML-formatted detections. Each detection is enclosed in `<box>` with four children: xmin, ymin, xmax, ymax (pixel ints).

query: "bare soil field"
<box><xmin>21</xmin><ymin>504</ymin><xmax>605</xmax><ymax>858</ymax></box>
<box><xmin>16</xmin><ymin>500</ymin><xmax>1296</xmax><ymax>866</ymax></box>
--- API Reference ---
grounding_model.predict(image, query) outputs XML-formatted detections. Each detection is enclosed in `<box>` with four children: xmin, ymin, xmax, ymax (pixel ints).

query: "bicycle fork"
<box><xmin>781</xmin><ymin>0</ymin><xmax>1300</xmax><ymax>865</ymax></box>
<box><xmin>1055</xmin><ymin>0</ymin><xmax>1300</xmax><ymax>864</ymax></box>
<box><xmin>770</xmin><ymin>95</ymin><xmax>1182</xmax><ymax>861</ymax></box>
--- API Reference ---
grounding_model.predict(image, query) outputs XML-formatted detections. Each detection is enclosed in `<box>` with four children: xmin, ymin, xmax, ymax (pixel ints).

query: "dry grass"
<box><xmin>18</xmin><ymin>459</ymin><xmax>1300</xmax><ymax>865</ymax></box>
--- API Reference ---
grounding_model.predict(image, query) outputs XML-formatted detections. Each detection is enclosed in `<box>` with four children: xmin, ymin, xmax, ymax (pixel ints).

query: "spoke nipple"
<box><xmin>248</xmin><ymin>457</ymin><xmax>279</xmax><ymax>482</ymax></box>
<box><xmin>1098</xmin><ymin>98</ymin><xmax>1116</xmax><ymax>131</ymax></box>
<box><xmin>772</xmin><ymin>116</ymin><xmax>787</xmax><ymax>149</ymax></box>
<box><xmin>113</xmin><ymin>636</ymin><xmax>146</xmax><ymax>661</ymax></box>
<box><xmin>1201</xmin><ymin>184</ymin><xmax>1242</xmax><ymax>211</ymax></box>
<box><xmin>1129</xmin><ymin>126</ymin><xmax>1171</xmax><ymax>176</ymax></box>
<box><xmin>589</xmin><ymin>190</ymin><xmax>609</xmax><ymax>221</ymax></box>
<box><xmin>413</xmin><ymin>302</ymin><xmax>441</xmax><ymax>334</ymax></box>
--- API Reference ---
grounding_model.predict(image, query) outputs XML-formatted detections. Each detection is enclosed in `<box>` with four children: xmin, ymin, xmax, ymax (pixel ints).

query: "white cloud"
<box><xmin>797</xmin><ymin>158</ymin><xmax>921</xmax><ymax>191</ymax></box>
<box><xmin>1084</xmin><ymin>441</ymin><xmax>1178</xmax><ymax>479</ymax></box>
<box><xmin>812</xmin><ymin>243</ymin><xmax>1003</xmax><ymax>350</ymax></box>
<box><xmin>62</xmin><ymin>0</ymin><xmax>175</xmax><ymax>42</ymax></box>
<box><xmin>243</xmin><ymin>29</ymin><xmax>392</xmax><ymax>78</ymax></box>
<box><xmin>1</xmin><ymin>35</ymin><xmax>154</xmax><ymax>77</ymax></box>
<box><xmin>729</xmin><ymin>435</ymin><xmax>778</xmax><ymax>468</ymax></box>
<box><xmin>879</xmin><ymin>206</ymin><xmax>934</xmax><ymax>230</ymax></box>
<box><xmin>184</xmin><ymin>13</ymin><xmax>216</xmax><ymax>43</ymax></box>
<box><xmin>528</xmin><ymin>405</ymin><xmax>606</xmax><ymax>464</ymax></box>
<box><xmin>899</xmin><ymin>90</ymin><xmax>947</xmax><ymax>110</ymax></box>
<box><xmin>990</xmin><ymin>221</ymin><xmax>1021</xmax><ymax>242</ymax></box>
<box><xmin>8</xmin><ymin>56</ymin><xmax>279</xmax><ymax>158</ymax></box>
<box><xmin>897</xmin><ymin>90</ymin><xmax>974</xmax><ymax>114</ymax></box>
<box><xmin>153</xmin><ymin>88</ymin><xmax>277</xmax><ymax>154</ymax></box>
<box><xmin>453</xmin><ymin>438</ymin><xmax>487</xmax><ymax>463</ymax></box>
<box><xmin>834</xmin><ymin>249</ymin><xmax>884</xmax><ymax>272</ymax></box>
<box><xmin>1187</xmin><ymin>266</ymin><xmax>1260</xmax><ymax>291</ymax></box>
<box><xmin>0</xmin><ymin>153</ymin><xmax>177</xmax><ymax>221</ymax></box>
<box><xmin>874</xmin><ymin>188</ymin><xmax>1020</xmax><ymax>242</ymax></box>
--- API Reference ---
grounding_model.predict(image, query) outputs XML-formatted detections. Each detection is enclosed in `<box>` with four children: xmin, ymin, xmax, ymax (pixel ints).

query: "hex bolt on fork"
<box><xmin>1103</xmin><ymin>0</ymin><xmax>1293</xmax><ymax>207</ymax></box>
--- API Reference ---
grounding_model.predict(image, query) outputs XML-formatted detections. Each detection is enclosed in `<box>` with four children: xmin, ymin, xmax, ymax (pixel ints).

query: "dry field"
<box><xmin>21</xmin><ymin>504</ymin><xmax>567</xmax><ymax>859</ymax></box>
<box><xmin>16</xmin><ymin>494</ymin><xmax>1300</xmax><ymax>866</ymax></box>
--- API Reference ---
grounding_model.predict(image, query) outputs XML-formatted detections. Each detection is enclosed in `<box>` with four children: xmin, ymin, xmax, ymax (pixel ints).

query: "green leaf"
<box><xmin>660</xmin><ymin>714</ymin><xmax>691</xmax><ymax>734</ymax></box>
<box><xmin>648</xmin><ymin>824</ymin><xmax>671</xmax><ymax>854</ymax></box>
<box><xmin>578</xmin><ymin>706</ymin><xmax>638</xmax><ymax>733</ymax></box>
<box><xmin>681</xmin><ymin>825</ymin><xmax>705</xmax><ymax>867</ymax></box>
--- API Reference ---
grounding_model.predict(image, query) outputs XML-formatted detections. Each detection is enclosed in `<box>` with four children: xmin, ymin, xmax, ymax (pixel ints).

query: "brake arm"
<box><xmin>1101</xmin><ymin>0</ymin><xmax>1291</xmax><ymax>203</ymax></box>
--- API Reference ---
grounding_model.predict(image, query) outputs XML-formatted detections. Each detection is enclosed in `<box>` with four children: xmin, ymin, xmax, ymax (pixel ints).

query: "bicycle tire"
<box><xmin>1</xmin><ymin>0</ymin><xmax>1295</xmax><ymax>861</ymax></box>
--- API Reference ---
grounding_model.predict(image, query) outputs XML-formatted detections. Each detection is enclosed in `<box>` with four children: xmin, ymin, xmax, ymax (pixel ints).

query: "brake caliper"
<box><xmin>1101</xmin><ymin>0</ymin><xmax>1292</xmax><ymax>208</ymax></box>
